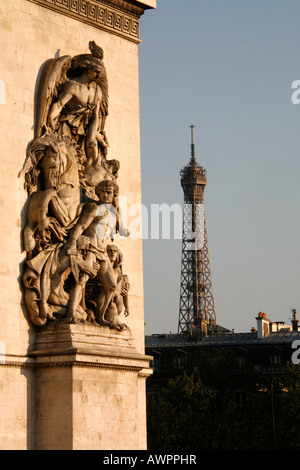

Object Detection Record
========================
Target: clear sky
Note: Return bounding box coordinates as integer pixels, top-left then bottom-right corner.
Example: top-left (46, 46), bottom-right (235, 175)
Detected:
top-left (137, 0), bottom-right (300, 335)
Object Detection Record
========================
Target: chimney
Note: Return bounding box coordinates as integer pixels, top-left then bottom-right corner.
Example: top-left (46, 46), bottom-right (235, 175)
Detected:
top-left (194, 316), bottom-right (208, 340)
top-left (292, 309), bottom-right (299, 332)
top-left (256, 312), bottom-right (270, 339)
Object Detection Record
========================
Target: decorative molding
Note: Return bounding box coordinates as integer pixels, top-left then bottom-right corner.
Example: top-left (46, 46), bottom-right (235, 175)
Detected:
top-left (0, 362), bottom-right (31, 368)
top-left (138, 368), bottom-right (153, 378)
top-left (72, 361), bottom-right (145, 372)
top-left (0, 359), bottom-right (151, 373)
top-left (89, 0), bottom-right (145, 16)
top-left (27, 0), bottom-right (144, 43)
top-left (30, 347), bottom-right (152, 361)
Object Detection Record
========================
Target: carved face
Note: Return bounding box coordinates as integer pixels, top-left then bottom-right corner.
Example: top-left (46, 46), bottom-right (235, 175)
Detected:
top-left (86, 66), bottom-right (101, 82)
top-left (107, 245), bottom-right (118, 262)
top-left (45, 145), bottom-right (59, 167)
top-left (97, 186), bottom-right (114, 204)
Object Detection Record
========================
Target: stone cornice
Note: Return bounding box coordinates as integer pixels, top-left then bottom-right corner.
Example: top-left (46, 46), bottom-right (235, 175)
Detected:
top-left (0, 359), bottom-right (152, 373)
top-left (27, 0), bottom-right (148, 43)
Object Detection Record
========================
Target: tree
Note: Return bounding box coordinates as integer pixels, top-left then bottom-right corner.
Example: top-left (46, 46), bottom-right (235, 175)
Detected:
top-left (147, 371), bottom-right (216, 450)
top-left (147, 355), bottom-right (300, 450)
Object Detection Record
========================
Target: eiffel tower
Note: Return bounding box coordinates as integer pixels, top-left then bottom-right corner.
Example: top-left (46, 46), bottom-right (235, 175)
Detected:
top-left (178, 126), bottom-right (217, 335)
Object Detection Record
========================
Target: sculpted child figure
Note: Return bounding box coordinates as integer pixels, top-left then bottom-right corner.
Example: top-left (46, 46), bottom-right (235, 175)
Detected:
top-left (97, 245), bottom-right (130, 330)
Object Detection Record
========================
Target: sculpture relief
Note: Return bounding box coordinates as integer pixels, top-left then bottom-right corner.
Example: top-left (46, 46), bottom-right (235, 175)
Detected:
top-left (19, 42), bottom-right (129, 331)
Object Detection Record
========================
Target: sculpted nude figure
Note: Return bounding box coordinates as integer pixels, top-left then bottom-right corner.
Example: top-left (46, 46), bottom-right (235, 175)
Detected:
top-left (97, 245), bottom-right (129, 330)
top-left (65, 180), bottom-right (120, 325)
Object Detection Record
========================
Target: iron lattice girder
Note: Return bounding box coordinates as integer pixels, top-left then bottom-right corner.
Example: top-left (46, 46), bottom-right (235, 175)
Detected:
top-left (178, 157), bottom-right (216, 334)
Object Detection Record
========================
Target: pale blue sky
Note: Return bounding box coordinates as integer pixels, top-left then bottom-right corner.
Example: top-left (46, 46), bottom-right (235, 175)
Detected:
top-left (138, 0), bottom-right (300, 335)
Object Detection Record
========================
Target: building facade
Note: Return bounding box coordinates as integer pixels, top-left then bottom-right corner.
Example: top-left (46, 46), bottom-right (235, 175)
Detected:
top-left (146, 312), bottom-right (300, 404)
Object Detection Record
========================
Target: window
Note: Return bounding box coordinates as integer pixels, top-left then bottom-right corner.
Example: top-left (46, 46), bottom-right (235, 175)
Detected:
top-left (173, 355), bottom-right (185, 370)
top-left (236, 356), bottom-right (246, 365)
top-left (270, 354), bottom-right (282, 367)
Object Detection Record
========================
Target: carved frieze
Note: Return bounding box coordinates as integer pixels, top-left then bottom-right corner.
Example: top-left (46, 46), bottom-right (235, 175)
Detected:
top-left (19, 42), bottom-right (130, 332)
top-left (27, 0), bottom-right (144, 42)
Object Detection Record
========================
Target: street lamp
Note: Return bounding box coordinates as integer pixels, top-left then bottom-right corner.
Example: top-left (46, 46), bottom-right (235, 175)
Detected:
top-left (256, 376), bottom-right (289, 449)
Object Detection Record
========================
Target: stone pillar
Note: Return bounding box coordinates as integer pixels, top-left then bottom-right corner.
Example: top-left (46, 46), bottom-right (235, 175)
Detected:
top-left (0, 0), bottom-right (155, 450)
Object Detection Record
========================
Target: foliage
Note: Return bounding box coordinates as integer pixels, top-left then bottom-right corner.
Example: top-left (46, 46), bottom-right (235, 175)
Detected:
top-left (147, 372), bottom-right (216, 450)
top-left (274, 363), bottom-right (300, 449)
top-left (147, 360), bottom-right (300, 450)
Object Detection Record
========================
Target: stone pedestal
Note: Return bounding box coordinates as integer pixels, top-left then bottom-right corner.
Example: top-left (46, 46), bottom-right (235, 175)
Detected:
top-left (29, 323), bottom-right (152, 450)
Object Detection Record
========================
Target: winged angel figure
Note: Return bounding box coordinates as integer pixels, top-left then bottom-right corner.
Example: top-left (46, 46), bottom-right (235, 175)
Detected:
top-left (18, 43), bottom-right (129, 330)
top-left (37, 41), bottom-right (109, 176)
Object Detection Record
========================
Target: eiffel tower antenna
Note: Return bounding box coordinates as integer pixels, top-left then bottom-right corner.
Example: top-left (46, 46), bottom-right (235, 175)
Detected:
top-left (190, 124), bottom-right (196, 161)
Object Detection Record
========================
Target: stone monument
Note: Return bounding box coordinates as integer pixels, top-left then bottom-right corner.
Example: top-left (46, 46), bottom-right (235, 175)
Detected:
top-left (0, 0), bottom-right (155, 450)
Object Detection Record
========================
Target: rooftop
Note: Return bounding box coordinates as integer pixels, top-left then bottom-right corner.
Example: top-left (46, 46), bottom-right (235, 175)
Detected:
top-left (145, 311), bottom-right (300, 348)
top-left (145, 330), bottom-right (300, 348)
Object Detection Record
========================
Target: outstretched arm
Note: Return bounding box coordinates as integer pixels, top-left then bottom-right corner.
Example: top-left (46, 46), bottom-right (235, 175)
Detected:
top-left (66, 203), bottom-right (98, 252)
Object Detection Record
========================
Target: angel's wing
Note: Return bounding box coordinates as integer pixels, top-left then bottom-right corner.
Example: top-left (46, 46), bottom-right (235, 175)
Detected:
top-left (34, 55), bottom-right (72, 139)
top-left (89, 41), bottom-right (109, 133)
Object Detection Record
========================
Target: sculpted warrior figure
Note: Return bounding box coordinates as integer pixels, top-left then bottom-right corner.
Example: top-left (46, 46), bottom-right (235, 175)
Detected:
top-left (19, 134), bottom-right (81, 257)
top-left (64, 179), bottom-right (123, 327)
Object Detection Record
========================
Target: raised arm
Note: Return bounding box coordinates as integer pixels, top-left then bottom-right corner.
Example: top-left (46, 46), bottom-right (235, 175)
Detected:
top-left (47, 82), bottom-right (75, 131)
